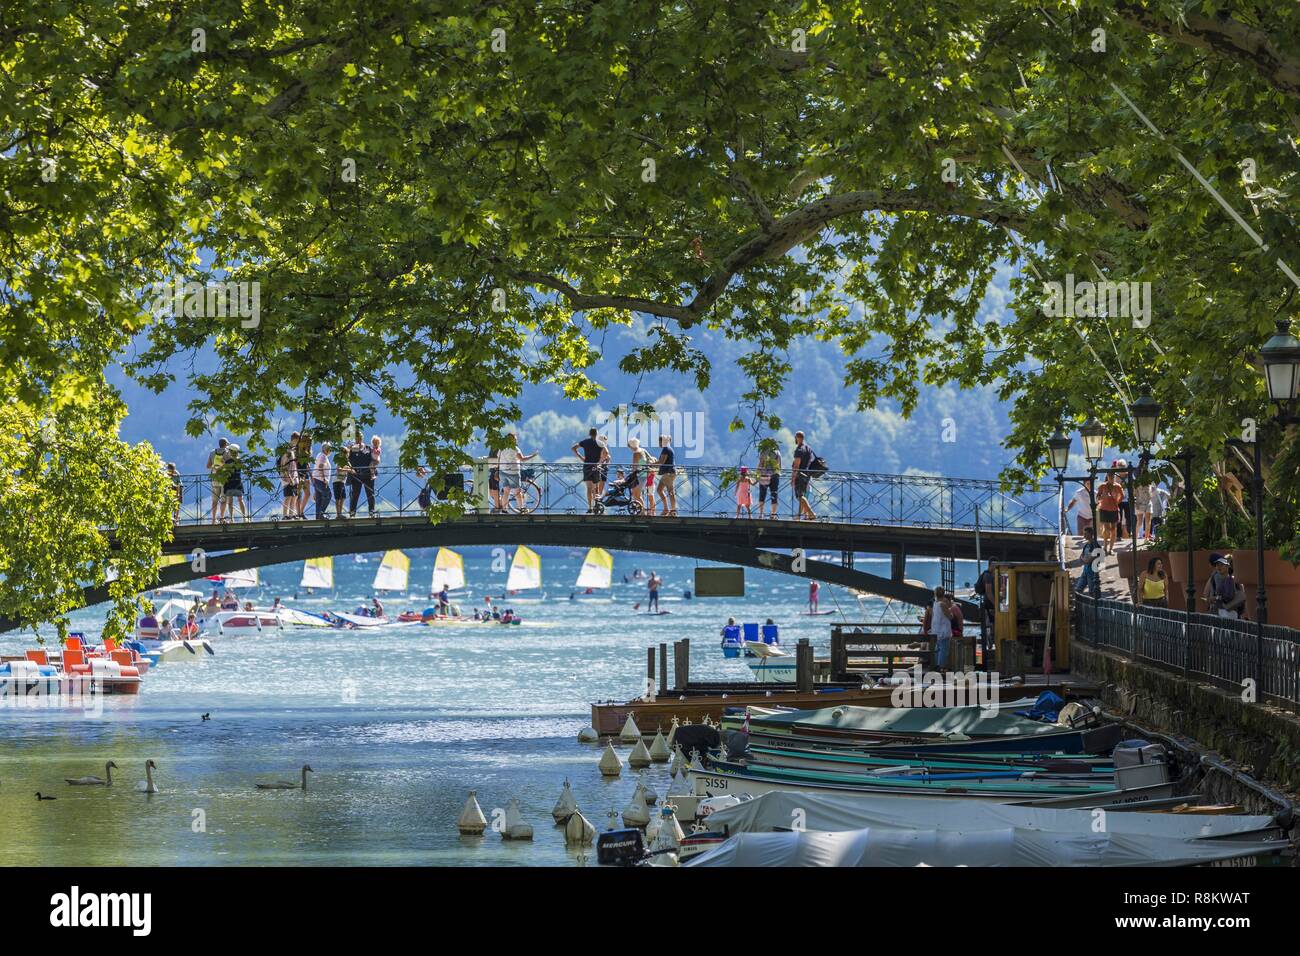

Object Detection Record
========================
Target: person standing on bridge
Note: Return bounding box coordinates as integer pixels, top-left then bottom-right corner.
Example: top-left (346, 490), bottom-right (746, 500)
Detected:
top-left (222, 444), bottom-right (248, 522)
top-left (295, 430), bottom-right (315, 519)
top-left (206, 437), bottom-right (229, 523)
top-left (757, 446), bottom-right (781, 519)
top-left (312, 441), bottom-right (333, 520)
top-left (278, 439), bottom-right (300, 520)
top-left (496, 433), bottom-right (537, 513)
top-left (627, 437), bottom-right (651, 513)
top-left (573, 427), bottom-right (606, 513)
top-left (347, 438), bottom-right (376, 518)
top-left (655, 435), bottom-right (677, 516)
top-left (790, 432), bottom-right (818, 521)
top-left (332, 441), bottom-right (351, 519)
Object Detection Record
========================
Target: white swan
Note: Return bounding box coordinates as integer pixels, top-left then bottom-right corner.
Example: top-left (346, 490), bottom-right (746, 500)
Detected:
top-left (256, 764), bottom-right (313, 790)
top-left (136, 760), bottom-right (159, 794)
top-left (66, 761), bottom-right (117, 786)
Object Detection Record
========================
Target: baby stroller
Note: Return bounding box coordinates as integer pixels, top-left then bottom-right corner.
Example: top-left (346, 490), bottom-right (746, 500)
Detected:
top-left (593, 472), bottom-right (644, 515)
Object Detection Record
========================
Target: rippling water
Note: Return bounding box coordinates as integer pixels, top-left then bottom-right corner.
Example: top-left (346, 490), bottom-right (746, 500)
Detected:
top-left (0, 549), bottom-right (970, 865)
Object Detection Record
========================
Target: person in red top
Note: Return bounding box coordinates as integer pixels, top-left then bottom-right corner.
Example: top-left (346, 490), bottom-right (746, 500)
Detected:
top-left (1096, 472), bottom-right (1125, 555)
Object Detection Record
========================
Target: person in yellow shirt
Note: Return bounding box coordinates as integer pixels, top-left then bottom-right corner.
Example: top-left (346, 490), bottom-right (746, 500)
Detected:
top-left (1137, 557), bottom-right (1167, 608)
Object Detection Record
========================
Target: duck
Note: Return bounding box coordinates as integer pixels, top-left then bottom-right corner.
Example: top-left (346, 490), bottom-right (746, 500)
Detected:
top-left (35, 792), bottom-right (56, 801)
top-left (255, 764), bottom-right (313, 790)
top-left (66, 761), bottom-right (117, 786)
top-left (136, 760), bottom-right (159, 794)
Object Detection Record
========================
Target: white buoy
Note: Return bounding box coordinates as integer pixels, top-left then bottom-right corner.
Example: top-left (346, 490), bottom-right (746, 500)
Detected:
top-left (628, 737), bottom-right (652, 768)
top-left (619, 714), bottom-right (641, 744)
top-left (622, 786), bottom-right (651, 828)
top-left (688, 754), bottom-right (706, 773)
top-left (649, 730), bottom-right (671, 762)
top-left (598, 741), bottom-right (622, 777)
top-left (577, 726), bottom-right (599, 743)
top-left (637, 775), bottom-right (658, 806)
top-left (564, 810), bottom-right (596, 846)
top-left (651, 805), bottom-right (686, 851)
top-left (670, 744), bottom-right (686, 778)
top-left (457, 791), bottom-right (488, 835)
top-left (552, 778), bottom-right (578, 823)
top-left (666, 717), bottom-right (679, 749)
top-left (502, 798), bottom-right (533, 840)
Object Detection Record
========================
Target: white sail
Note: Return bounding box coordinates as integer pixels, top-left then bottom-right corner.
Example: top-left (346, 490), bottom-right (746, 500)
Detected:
top-left (372, 550), bottom-right (410, 592)
top-left (431, 548), bottom-right (465, 592)
top-left (222, 567), bottom-right (259, 589)
top-left (301, 556), bottom-right (333, 590)
top-left (575, 547), bottom-right (613, 590)
top-left (505, 545), bottom-right (542, 592)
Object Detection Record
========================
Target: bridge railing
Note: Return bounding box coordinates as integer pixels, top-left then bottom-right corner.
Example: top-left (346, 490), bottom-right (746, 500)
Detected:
top-left (173, 462), bottom-right (1058, 533)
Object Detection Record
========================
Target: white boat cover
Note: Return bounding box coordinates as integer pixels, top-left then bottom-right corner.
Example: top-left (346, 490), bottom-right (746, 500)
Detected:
top-left (698, 790), bottom-right (1279, 842)
top-left (683, 825), bottom-right (1282, 868)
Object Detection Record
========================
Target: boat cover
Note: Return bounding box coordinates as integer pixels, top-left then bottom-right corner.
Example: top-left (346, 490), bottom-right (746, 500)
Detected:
top-left (759, 705), bottom-right (1067, 738)
top-left (683, 825), bottom-right (1282, 867)
top-left (699, 790), bottom-right (1278, 842)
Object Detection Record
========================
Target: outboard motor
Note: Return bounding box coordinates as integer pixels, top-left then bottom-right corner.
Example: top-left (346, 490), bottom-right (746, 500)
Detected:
top-left (724, 730), bottom-right (750, 761)
top-left (596, 828), bottom-right (645, 866)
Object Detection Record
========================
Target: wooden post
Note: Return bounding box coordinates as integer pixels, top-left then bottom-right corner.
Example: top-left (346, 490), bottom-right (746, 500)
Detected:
top-left (659, 643), bottom-right (668, 696)
top-left (681, 638), bottom-right (690, 688)
top-left (646, 647), bottom-right (655, 689)
top-left (796, 638), bottom-right (813, 692)
top-left (830, 627), bottom-right (846, 681)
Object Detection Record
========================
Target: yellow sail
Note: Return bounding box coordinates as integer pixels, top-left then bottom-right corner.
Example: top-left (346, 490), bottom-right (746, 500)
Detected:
top-left (575, 547), bottom-right (613, 590)
top-left (431, 548), bottom-right (465, 592)
top-left (301, 556), bottom-right (334, 589)
top-left (505, 545), bottom-right (542, 591)
top-left (373, 550), bottom-right (410, 592)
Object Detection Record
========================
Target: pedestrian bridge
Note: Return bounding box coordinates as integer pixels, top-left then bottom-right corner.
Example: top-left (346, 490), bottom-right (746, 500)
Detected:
top-left (1, 465), bottom-right (1058, 631)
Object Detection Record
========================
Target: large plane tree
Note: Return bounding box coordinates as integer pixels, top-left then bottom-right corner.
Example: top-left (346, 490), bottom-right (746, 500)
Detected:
top-left (2, 0), bottom-right (1298, 631)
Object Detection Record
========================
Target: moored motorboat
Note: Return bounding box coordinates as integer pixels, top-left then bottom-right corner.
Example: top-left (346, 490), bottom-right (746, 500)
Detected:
top-left (198, 609), bottom-right (285, 637)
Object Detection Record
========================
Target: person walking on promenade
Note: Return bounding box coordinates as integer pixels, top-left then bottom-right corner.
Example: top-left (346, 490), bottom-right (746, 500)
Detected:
top-left (758, 445), bottom-right (781, 518)
top-left (655, 434), bottom-right (677, 516)
top-left (1065, 480), bottom-right (1093, 536)
top-left (312, 441), bottom-right (333, 520)
top-left (1095, 471), bottom-right (1124, 555)
top-left (920, 585), bottom-right (955, 672)
top-left (573, 427), bottom-right (605, 513)
top-left (790, 431), bottom-right (818, 520)
top-left (1149, 482), bottom-right (1169, 539)
top-left (277, 440), bottom-right (299, 519)
top-left (1133, 479), bottom-right (1153, 543)
top-left (1201, 554), bottom-right (1247, 619)
top-left (207, 437), bottom-right (229, 523)
top-left (1137, 557), bottom-right (1167, 608)
top-left (1076, 527), bottom-right (1103, 597)
top-left (295, 430), bottom-right (314, 518)
top-left (734, 467), bottom-right (756, 517)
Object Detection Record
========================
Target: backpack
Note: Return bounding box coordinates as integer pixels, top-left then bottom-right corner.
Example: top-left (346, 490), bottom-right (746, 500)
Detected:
top-left (808, 452), bottom-right (828, 475)
top-left (1214, 572), bottom-right (1237, 606)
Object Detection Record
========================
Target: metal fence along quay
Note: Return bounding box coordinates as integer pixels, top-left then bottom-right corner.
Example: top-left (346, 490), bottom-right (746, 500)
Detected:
top-left (1074, 594), bottom-right (1300, 711)
top-left (173, 462), bottom-right (1060, 534)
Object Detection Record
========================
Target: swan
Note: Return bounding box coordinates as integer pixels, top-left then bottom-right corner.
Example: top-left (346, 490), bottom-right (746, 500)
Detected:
top-left (136, 760), bottom-right (159, 793)
top-left (66, 761), bottom-right (117, 786)
top-left (255, 764), bottom-right (312, 790)
top-left (35, 792), bottom-right (56, 801)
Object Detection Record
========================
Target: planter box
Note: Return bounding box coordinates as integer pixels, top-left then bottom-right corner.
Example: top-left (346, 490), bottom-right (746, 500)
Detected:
top-left (1166, 549), bottom-right (1300, 629)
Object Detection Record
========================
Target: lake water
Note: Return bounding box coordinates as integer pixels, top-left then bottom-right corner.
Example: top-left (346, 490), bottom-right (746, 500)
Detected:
top-left (0, 548), bottom-right (975, 866)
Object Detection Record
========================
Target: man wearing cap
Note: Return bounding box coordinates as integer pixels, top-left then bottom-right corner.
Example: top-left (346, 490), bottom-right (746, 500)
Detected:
top-left (312, 441), bottom-right (334, 520)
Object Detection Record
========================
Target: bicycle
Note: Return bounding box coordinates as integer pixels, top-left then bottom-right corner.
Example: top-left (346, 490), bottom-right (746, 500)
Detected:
top-left (474, 467), bottom-right (542, 515)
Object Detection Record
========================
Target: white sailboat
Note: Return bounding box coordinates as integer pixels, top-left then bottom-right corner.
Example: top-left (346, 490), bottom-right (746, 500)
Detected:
top-left (572, 547), bottom-right (614, 601)
top-left (430, 548), bottom-right (466, 594)
top-left (502, 545), bottom-right (545, 602)
top-left (372, 550), bottom-right (410, 593)
top-left (300, 556), bottom-right (334, 591)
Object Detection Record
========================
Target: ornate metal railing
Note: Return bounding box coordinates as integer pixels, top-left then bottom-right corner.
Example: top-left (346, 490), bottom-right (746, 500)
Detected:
top-left (1074, 594), bottom-right (1300, 711)
top-left (171, 462), bottom-right (1058, 533)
